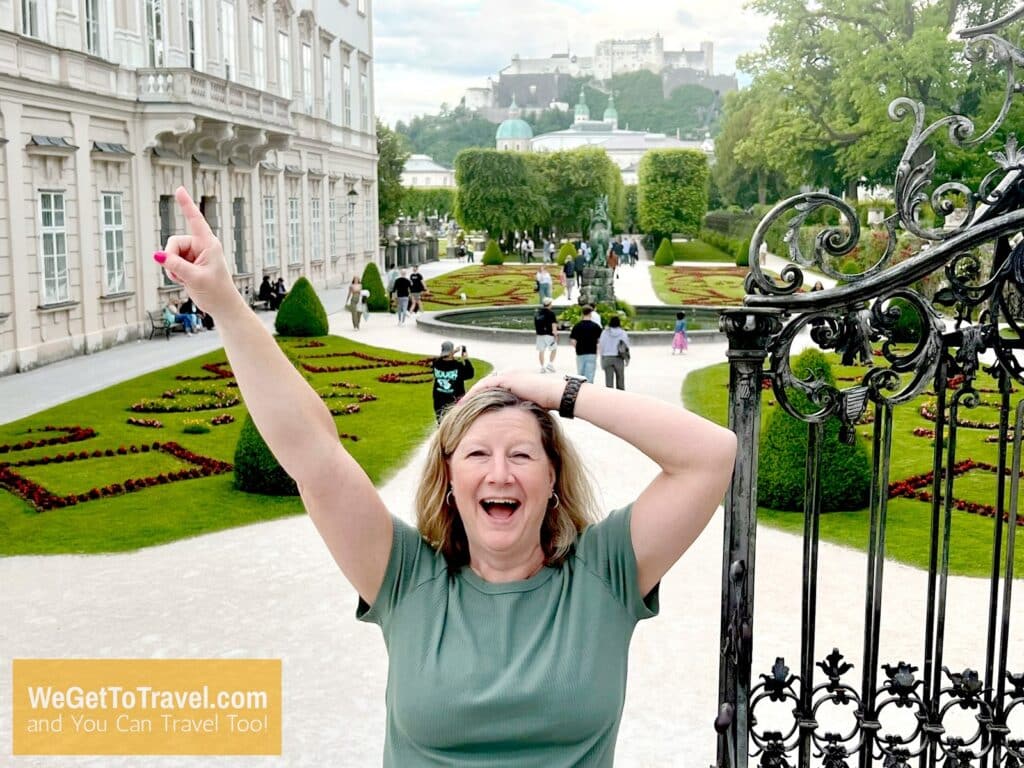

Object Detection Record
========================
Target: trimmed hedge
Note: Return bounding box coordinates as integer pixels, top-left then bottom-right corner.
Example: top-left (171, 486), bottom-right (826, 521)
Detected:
top-left (700, 228), bottom-right (751, 266)
top-left (637, 149), bottom-right (709, 241)
top-left (233, 413), bottom-right (299, 496)
top-left (557, 241), bottom-right (578, 265)
top-left (757, 348), bottom-right (871, 512)
top-left (275, 276), bottom-right (329, 336)
top-left (361, 262), bottom-right (389, 311)
top-left (482, 240), bottom-right (504, 266)
top-left (654, 238), bottom-right (676, 266)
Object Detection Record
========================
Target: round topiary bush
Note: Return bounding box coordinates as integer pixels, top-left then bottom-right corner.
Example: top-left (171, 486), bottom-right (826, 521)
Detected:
top-left (361, 262), bottom-right (388, 312)
top-left (482, 240), bottom-right (504, 266)
top-left (654, 238), bottom-right (676, 267)
top-left (757, 348), bottom-right (871, 512)
top-left (557, 242), bottom-right (578, 265)
top-left (275, 276), bottom-right (329, 336)
top-left (233, 413), bottom-right (299, 495)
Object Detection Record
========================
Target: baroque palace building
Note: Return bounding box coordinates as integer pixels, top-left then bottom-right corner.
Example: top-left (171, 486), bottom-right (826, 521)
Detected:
top-left (0, 0), bottom-right (378, 375)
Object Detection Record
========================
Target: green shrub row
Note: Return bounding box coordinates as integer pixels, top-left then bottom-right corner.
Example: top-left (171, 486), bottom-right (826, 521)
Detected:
top-left (699, 228), bottom-right (751, 266)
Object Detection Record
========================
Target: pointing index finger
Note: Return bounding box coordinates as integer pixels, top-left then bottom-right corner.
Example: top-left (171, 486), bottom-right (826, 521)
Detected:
top-left (174, 187), bottom-right (213, 238)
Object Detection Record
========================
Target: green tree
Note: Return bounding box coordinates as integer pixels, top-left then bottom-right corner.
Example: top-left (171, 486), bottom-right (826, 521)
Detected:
top-left (401, 188), bottom-right (456, 219)
top-left (376, 119), bottom-right (409, 231)
top-left (637, 150), bottom-right (709, 243)
top-left (714, 87), bottom-right (795, 206)
top-left (360, 262), bottom-right (388, 311)
top-left (736, 0), bottom-right (1016, 195)
top-left (530, 147), bottom-right (624, 236)
top-left (275, 276), bottom-right (329, 336)
top-left (394, 104), bottom-right (498, 167)
top-left (234, 414), bottom-right (299, 495)
top-left (454, 149), bottom-right (546, 238)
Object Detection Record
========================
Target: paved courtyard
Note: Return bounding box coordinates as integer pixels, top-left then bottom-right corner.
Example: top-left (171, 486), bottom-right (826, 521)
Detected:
top-left (0, 257), bottom-right (1016, 767)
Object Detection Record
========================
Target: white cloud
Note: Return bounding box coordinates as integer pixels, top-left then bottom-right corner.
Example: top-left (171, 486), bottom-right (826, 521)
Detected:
top-left (372, 0), bottom-right (774, 125)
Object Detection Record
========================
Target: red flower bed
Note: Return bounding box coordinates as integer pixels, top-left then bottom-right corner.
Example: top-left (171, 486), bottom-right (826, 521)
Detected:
top-left (0, 441), bottom-right (232, 513)
top-left (887, 459), bottom-right (1024, 526)
top-left (0, 425), bottom-right (96, 454)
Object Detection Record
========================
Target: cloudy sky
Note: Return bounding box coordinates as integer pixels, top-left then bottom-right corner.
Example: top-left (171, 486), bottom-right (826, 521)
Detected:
top-left (372, 0), bottom-right (775, 126)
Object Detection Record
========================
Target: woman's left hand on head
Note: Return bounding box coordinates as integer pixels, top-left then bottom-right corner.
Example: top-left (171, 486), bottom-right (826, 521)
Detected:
top-left (470, 370), bottom-right (563, 411)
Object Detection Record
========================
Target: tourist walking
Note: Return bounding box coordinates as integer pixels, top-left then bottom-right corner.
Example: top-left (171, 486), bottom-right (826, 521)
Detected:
top-left (346, 277), bottom-right (364, 330)
top-left (535, 265), bottom-right (553, 303)
top-left (409, 265), bottom-right (426, 315)
top-left (562, 256), bottom-right (576, 302)
top-left (672, 311), bottom-right (689, 354)
top-left (393, 269), bottom-right (411, 325)
top-left (430, 341), bottom-right (475, 422)
top-left (599, 316), bottom-right (630, 389)
top-left (386, 267), bottom-right (400, 313)
top-left (152, 186), bottom-right (737, 767)
top-left (534, 296), bottom-right (559, 373)
top-left (628, 237), bottom-right (639, 266)
top-left (570, 305), bottom-right (602, 383)
top-left (607, 248), bottom-right (619, 278)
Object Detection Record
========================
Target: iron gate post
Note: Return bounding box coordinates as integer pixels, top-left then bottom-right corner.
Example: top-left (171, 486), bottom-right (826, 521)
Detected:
top-left (717, 308), bottom-right (783, 768)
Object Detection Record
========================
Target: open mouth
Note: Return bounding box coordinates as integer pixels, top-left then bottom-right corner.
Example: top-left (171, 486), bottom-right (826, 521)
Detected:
top-left (480, 498), bottom-right (521, 520)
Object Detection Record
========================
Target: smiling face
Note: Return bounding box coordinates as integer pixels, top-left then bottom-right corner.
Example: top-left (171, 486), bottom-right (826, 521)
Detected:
top-left (447, 408), bottom-right (556, 572)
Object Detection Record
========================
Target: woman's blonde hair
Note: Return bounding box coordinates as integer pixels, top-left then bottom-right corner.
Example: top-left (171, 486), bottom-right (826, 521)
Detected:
top-left (416, 387), bottom-right (598, 571)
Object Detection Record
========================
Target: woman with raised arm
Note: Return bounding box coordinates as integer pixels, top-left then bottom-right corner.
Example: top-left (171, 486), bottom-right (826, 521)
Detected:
top-left (156, 187), bottom-right (737, 767)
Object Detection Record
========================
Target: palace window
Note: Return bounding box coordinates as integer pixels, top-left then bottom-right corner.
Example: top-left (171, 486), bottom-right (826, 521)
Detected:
top-left (263, 196), bottom-right (277, 266)
top-left (219, 0), bottom-right (236, 81)
top-left (84, 0), bottom-right (100, 54)
top-left (101, 193), bottom-right (126, 294)
top-left (288, 197), bottom-right (300, 263)
top-left (302, 44), bottom-right (312, 114)
top-left (322, 53), bottom-right (332, 121)
top-left (278, 32), bottom-right (290, 98)
top-left (311, 195), bottom-right (321, 261)
top-left (39, 192), bottom-right (69, 304)
top-left (145, 0), bottom-right (164, 66)
top-left (251, 18), bottom-right (265, 90)
top-left (343, 64), bottom-right (352, 127)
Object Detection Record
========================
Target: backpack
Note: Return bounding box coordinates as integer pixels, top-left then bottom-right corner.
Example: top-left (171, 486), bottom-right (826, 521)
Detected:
top-left (617, 338), bottom-right (630, 365)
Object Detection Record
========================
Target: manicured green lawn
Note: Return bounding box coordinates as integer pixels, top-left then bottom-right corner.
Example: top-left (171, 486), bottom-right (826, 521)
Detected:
top-left (672, 240), bottom-right (735, 262)
top-left (423, 264), bottom-right (563, 310)
top-left (683, 357), bottom-right (1024, 577)
top-left (651, 265), bottom-right (769, 306)
top-left (0, 337), bottom-right (490, 555)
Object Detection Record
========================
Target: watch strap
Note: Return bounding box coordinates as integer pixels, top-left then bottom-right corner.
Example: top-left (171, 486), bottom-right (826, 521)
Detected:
top-left (558, 376), bottom-right (585, 419)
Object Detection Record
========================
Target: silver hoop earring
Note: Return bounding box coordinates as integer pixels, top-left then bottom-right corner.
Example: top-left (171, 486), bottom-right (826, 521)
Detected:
top-left (446, 490), bottom-right (456, 509)
top-left (549, 492), bottom-right (560, 510)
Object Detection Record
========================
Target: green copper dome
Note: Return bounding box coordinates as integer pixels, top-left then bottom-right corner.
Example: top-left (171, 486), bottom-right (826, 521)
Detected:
top-left (496, 96), bottom-right (533, 141)
top-left (574, 89), bottom-right (590, 120)
top-left (603, 94), bottom-right (618, 125)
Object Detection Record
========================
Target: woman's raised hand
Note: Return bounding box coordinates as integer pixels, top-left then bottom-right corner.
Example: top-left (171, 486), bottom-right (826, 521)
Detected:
top-left (153, 187), bottom-right (242, 315)
top-left (470, 370), bottom-right (564, 411)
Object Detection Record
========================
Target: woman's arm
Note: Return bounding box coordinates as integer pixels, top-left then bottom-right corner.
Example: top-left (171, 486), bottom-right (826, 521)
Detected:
top-left (156, 188), bottom-right (392, 604)
top-left (472, 372), bottom-right (736, 595)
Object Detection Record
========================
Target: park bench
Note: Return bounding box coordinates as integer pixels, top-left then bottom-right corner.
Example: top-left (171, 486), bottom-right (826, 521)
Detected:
top-left (147, 309), bottom-right (185, 340)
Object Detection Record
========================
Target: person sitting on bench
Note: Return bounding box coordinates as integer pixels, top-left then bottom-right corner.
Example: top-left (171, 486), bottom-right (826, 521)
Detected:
top-left (257, 275), bottom-right (278, 310)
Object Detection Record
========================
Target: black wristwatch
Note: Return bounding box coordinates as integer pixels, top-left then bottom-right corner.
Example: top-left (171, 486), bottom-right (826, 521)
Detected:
top-left (559, 375), bottom-right (587, 419)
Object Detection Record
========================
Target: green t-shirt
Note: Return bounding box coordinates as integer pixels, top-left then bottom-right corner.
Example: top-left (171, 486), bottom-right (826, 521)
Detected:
top-left (357, 504), bottom-right (659, 767)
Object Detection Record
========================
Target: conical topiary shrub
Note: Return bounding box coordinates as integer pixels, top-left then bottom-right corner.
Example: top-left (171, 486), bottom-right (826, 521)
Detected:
top-left (757, 348), bottom-right (871, 512)
top-left (233, 413), bottom-right (299, 495)
top-left (361, 262), bottom-right (388, 311)
top-left (482, 240), bottom-right (504, 266)
top-left (274, 276), bottom-right (329, 336)
top-left (653, 237), bottom-right (675, 266)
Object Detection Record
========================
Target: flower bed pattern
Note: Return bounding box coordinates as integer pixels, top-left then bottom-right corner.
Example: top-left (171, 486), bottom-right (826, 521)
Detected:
top-left (0, 426), bottom-right (96, 454)
top-left (422, 265), bottom-right (555, 310)
top-left (888, 459), bottom-right (1024, 526)
top-left (0, 441), bottom-right (232, 513)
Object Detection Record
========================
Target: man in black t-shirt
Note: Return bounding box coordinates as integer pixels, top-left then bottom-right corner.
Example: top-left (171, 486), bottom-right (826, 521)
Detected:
top-left (569, 305), bottom-right (602, 383)
top-left (431, 340), bottom-right (475, 422)
top-left (534, 296), bottom-right (559, 373)
top-left (393, 269), bottom-right (412, 325)
top-left (409, 266), bottom-right (426, 314)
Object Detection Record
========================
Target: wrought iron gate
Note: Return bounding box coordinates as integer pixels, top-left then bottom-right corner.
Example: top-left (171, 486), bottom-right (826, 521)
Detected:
top-left (716, 8), bottom-right (1024, 767)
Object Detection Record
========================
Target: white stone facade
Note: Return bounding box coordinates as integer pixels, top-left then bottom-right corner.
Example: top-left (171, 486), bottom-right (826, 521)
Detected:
top-left (401, 154), bottom-right (454, 188)
top-left (0, 0), bottom-right (379, 375)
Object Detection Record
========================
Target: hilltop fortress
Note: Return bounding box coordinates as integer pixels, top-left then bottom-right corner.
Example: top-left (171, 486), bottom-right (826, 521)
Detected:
top-left (464, 34), bottom-right (738, 123)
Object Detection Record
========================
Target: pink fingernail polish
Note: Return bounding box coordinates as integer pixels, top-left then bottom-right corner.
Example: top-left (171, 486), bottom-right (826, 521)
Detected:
top-left (153, 251), bottom-right (166, 264)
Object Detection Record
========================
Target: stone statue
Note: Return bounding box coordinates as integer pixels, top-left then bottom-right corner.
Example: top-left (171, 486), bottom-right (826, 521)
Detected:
top-left (588, 195), bottom-right (611, 268)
